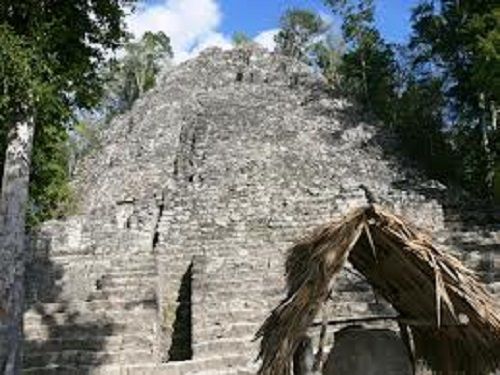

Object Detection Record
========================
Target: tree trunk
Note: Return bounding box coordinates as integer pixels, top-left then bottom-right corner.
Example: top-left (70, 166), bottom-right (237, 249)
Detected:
top-left (492, 101), bottom-right (500, 202)
top-left (360, 52), bottom-right (369, 106)
top-left (491, 101), bottom-right (498, 131)
top-left (0, 112), bottom-right (35, 375)
top-left (479, 93), bottom-right (489, 153)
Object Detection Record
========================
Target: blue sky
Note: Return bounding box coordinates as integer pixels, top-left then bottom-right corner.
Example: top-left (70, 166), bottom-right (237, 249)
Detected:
top-left (130, 0), bottom-right (420, 62)
top-left (217, 0), bottom-right (419, 43)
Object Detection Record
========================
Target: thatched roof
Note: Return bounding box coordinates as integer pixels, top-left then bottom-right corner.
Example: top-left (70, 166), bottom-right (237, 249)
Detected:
top-left (255, 205), bottom-right (500, 375)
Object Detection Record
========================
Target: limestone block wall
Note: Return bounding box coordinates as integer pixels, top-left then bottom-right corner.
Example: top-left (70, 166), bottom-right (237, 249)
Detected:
top-left (24, 200), bottom-right (163, 371)
top-left (22, 46), bottom-right (499, 374)
top-left (151, 66), bottom-right (449, 363)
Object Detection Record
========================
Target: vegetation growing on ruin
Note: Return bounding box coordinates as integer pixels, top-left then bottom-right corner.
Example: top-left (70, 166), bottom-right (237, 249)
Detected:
top-left (0, 0), bottom-right (136, 225)
top-left (0, 0), bottom-right (498, 226)
top-left (278, 1), bottom-right (499, 200)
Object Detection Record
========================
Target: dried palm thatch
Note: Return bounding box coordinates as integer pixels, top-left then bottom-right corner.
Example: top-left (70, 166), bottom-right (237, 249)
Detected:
top-left (255, 204), bottom-right (500, 375)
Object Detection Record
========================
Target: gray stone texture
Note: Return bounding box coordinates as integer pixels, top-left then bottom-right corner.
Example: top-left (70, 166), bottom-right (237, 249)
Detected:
top-left (322, 327), bottom-right (413, 375)
top-left (22, 46), bottom-right (499, 374)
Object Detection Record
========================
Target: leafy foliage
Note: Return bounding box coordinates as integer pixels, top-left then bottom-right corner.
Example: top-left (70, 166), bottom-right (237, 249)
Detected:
top-left (410, 0), bottom-right (499, 197)
top-left (232, 32), bottom-right (252, 46)
top-left (29, 123), bottom-right (77, 225)
top-left (309, 34), bottom-right (346, 85)
top-left (320, 0), bottom-right (499, 199)
top-left (0, 26), bottom-right (36, 180)
top-left (0, 0), bottom-right (135, 225)
top-left (325, 0), bottom-right (397, 119)
top-left (275, 9), bottom-right (329, 61)
top-left (394, 76), bottom-right (458, 180)
top-left (71, 31), bottom-right (173, 163)
top-left (103, 31), bottom-right (173, 115)
top-left (411, 1), bottom-right (499, 115)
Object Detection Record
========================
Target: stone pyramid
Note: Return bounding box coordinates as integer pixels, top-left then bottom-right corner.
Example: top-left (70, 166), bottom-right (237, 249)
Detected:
top-left (23, 46), bottom-right (499, 375)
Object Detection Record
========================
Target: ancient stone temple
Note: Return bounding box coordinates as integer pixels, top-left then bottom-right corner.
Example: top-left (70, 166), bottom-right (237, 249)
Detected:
top-left (23, 46), bottom-right (499, 374)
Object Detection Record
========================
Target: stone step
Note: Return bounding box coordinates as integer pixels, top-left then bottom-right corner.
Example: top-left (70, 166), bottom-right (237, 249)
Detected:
top-left (193, 337), bottom-right (257, 359)
top-left (23, 349), bottom-right (155, 369)
top-left (25, 319), bottom-right (156, 341)
top-left (24, 315), bottom-right (156, 333)
top-left (103, 266), bottom-right (157, 274)
top-left (23, 354), bottom-right (250, 375)
top-left (197, 272), bottom-right (285, 283)
top-left (194, 309), bottom-right (268, 326)
top-left (196, 287), bottom-right (282, 301)
top-left (194, 273), bottom-right (284, 286)
top-left (87, 288), bottom-right (156, 302)
top-left (195, 278), bottom-right (284, 289)
top-left (105, 258), bottom-right (157, 267)
top-left (195, 322), bottom-right (259, 342)
top-left (25, 307), bottom-right (156, 324)
top-left (25, 334), bottom-right (155, 353)
top-left (236, 368), bottom-right (257, 375)
top-left (103, 270), bottom-right (158, 280)
top-left (193, 287), bottom-right (283, 300)
top-left (44, 254), bottom-right (156, 267)
top-left (193, 256), bottom-right (281, 267)
top-left (103, 265), bottom-right (157, 272)
top-left (98, 281), bottom-right (158, 293)
top-left (26, 300), bottom-right (157, 315)
top-left (193, 298), bottom-right (275, 314)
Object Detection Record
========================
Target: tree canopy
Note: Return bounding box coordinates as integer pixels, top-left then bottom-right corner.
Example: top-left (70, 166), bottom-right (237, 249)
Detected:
top-left (232, 32), bottom-right (252, 46)
top-left (0, 0), bottom-right (136, 224)
top-left (316, 0), bottom-right (499, 200)
top-left (275, 8), bottom-right (329, 61)
top-left (410, 0), bottom-right (499, 197)
top-left (103, 31), bottom-right (173, 115)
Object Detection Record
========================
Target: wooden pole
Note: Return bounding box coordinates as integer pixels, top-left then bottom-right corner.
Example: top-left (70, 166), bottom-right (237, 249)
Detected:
top-left (310, 315), bottom-right (467, 328)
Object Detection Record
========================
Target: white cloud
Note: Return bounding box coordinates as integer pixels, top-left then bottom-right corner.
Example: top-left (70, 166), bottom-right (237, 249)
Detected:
top-left (254, 29), bottom-right (279, 51)
top-left (126, 0), bottom-right (230, 62)
top-left (318, 11), bottom-right (334, 27)
top-left (187, 32), bottom-right (233, 59)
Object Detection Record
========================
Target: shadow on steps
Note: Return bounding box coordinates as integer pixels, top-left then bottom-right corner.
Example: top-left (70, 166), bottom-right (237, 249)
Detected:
top-left (23, 236), bottom-right (115, 374)
top-left (168, 263), bottom-right (193, 361)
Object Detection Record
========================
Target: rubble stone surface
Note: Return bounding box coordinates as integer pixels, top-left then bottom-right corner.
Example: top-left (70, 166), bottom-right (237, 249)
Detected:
top-left (23, 46), bottom-right (499, 375)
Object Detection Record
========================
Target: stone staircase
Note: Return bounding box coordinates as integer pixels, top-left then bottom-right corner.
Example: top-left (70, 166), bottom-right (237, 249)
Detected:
top-left (22, 204), bottom-right (499, 375)
top-left (441, 205), bottom-right (500, 297)
top-left (190, 253), bottom-right (286, 374)
top-left (23, 237), bottom-right (160, 374)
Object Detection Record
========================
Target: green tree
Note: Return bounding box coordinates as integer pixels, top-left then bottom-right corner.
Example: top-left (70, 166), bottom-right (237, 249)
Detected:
top-left (0, 1), bottom-right (134, 372)
top-left (320, 1), bottom-right (456, 186)
top-left (275, 8), bottom-right (329, 61)
top-left (411, 1), bottom-right (499, 117)
top-left (232, 31), bottom-right (251, 46)
top-left (411, 0), bottom-right (499, 198)
top-left (309, 34), bottom-right (346, 85)
top-left (105, 31), bottom-right (173, 113)
top-left (395, 76), bottom-right (457, 180)
top-left (324, 0), bottom-right (397, 119)
top-left (0, 25), bottom-right (49, 375)
top-left (0, 0), bottom-right (136, 222)
top-left (71, 31), bottom-right (173, 162)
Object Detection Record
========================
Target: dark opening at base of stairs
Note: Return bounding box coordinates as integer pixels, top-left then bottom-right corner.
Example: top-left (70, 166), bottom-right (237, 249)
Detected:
top-left (168, 263), bottom-right (193, 361)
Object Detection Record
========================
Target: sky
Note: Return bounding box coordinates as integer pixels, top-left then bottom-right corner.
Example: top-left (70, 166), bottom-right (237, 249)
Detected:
top-left (127, 0), bottom-right (420, 62)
